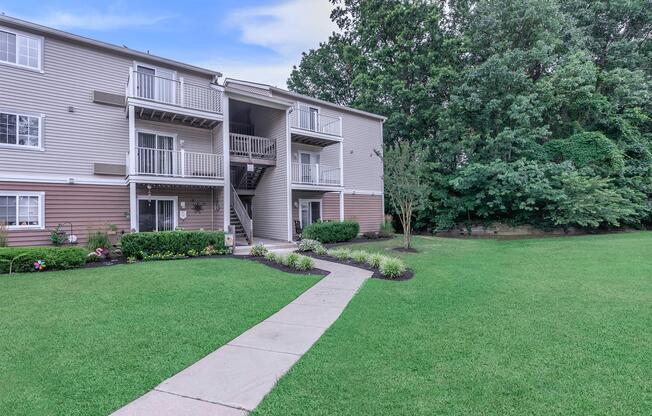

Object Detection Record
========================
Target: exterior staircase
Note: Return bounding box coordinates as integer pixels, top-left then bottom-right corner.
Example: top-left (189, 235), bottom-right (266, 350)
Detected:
top-left (230, 184), bottom-right (253, 246)
top-left (230, 209), bottom-right (250, 245)
top-left (233, 165), bottom-right (266, 191)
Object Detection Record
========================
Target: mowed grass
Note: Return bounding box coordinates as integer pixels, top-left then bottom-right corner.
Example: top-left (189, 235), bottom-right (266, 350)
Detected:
top-left (254, 232), bottom-right (652, 416)
top-left (0, 258), bottom-right (319, 416)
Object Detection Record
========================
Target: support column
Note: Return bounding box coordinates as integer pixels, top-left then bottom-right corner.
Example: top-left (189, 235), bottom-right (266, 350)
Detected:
top-left (128, 105), bottom-right (136, 175)
top-left (339, 191), bottom-right (344, 222)
top-left (222, 94), bottom-right (231, 231)
top-left (129, 182), bottom-right (137, 232)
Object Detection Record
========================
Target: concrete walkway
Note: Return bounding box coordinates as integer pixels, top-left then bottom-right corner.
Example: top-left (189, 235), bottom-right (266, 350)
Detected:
top-left (112, 258), bottom-right (371, 415)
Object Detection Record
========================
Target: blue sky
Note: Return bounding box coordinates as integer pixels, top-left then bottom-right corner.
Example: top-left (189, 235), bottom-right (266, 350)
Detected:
top-left (0, 0), bottom-right (337, 86)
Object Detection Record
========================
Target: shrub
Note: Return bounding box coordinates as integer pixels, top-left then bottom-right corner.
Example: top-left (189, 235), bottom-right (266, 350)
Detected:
top-left (295, 255), bottom-right (315, 271)
top-left (297, 238), bottom-right (323, 252)
top-left (363, 231), bottom-right (379, 239)
top-left (379, 221), bottom-right (395, 238)
top-left (367, 253), bottom-right (384, 269)
top-left (284, 253), bottom-right (301, 268)
top-left (0, 223), bottom-right (6, 247)
top-left (302, 221), bottom-right (360, 244)
top-left (314, 244), bottom-right (328, 256)
top-left (87, 229), bottom-right (110, 251)
top-left (327, 248), bottom-right (352, 260)
top-left (350, 250), bottom-right (369, 263)
top-left (120, 231), bottom-right (227, 259)
top-left (50, 225), bottom-right (68, 246)
top-left (250, 243), bottom-right (268, 257)
top-left (264, 251), bottom-right (278, 262)
top-left (0, 247), bottom-right (87, 274)
top-left (379, 257), bottom-right (407, 279)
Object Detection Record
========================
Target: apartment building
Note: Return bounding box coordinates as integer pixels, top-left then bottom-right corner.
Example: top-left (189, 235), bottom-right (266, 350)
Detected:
top-left (0, 15), bottom-right (385, 246)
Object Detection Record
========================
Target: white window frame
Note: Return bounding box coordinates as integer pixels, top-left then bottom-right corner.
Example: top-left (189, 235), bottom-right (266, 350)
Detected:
top-left (0, 25), bottom-right (43, 72)
top-left (0, 191), bottom-right (45, 230)
top-left (136, 195), bottom-right (178, 232)
top-left (0, 110), bottom-right (45, 151)
top-left (298, 198), bottom-right (322, 229)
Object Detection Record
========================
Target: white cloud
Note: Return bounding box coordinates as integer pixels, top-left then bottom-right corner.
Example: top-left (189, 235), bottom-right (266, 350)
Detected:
top-left (227, 0), bottom-right (337, 56)
top-left (216, 0), bottom-right (337, 87)
top-left (25, 9), bottom-right (172, 31)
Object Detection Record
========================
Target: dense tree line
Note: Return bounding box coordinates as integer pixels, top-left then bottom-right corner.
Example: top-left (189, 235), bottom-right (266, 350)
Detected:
top-left (288, 0), bottom-right (652, 230)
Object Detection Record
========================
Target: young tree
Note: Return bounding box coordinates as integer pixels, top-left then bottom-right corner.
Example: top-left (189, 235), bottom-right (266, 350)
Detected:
top-left (378, 141), bottom-right (429, 249)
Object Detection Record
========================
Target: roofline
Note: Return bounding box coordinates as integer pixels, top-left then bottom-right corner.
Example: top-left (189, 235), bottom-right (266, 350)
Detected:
top-left (225, 78), bottom-right (386, 122)
top-left (269, 87), bottom-right (387, 122)
top-left (0, 14), bottom-right (221, 77)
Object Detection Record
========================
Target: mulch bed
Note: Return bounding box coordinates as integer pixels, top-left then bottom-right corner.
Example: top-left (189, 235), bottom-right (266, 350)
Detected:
top-left (300, 252), bottom-right (414, 281)
top-left (45, 254), bottom-right (329, 277)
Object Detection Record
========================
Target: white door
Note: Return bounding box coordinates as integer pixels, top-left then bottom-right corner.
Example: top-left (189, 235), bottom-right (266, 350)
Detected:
top-left (136, 65), bottom-right (176, 104)
top-left (298, 104), bottom-right (319, 131)
top-left (137, 133), bottom-right (175, 175)
top-left (299, 152), bottom-right (320, 183)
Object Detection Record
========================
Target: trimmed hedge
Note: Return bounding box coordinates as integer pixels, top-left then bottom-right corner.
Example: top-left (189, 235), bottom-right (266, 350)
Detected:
top-left (302, 221), bottom-right (360, 244)
top-left (0, 247), bottom-right (87, 274)
top-left (120, 231), bottom-right (227, 259)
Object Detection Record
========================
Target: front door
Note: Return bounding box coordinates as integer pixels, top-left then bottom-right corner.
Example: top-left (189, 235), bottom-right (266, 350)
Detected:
top-left (300, 200), bottom-right (322, 228)
top-left (138, 199), bottom-right (175, 232)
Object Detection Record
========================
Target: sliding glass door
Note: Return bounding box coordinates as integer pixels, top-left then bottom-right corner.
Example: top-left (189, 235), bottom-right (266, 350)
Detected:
top-left (138, 199), bottom-right (175, 232)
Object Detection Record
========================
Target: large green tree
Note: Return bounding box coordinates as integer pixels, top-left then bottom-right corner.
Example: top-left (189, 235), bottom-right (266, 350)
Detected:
top-left (288, 0), bottom-right (652, 231)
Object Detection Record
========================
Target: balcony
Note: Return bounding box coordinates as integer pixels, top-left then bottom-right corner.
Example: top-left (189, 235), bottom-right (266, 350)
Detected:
top-left (133, 147), bottom-right (224, 179)
top-left (291, 163), bottom-right (341, 187)
top-left (290, 107), bottom-right (342, 144)
top-left (229, 133), bottom-right (276, 165)
top-left (126, 69), bottom-right (223, 125)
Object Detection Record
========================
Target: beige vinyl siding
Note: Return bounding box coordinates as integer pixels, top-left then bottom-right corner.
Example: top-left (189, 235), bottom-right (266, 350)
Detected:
top-left (273, 91), bottom-right (384, 192)
top-left (0, 33), bottom-right (215, 179)
top-left (290, 142), bottom-right (339, 166)
top-left (0, 182), bottom-right (130, 246)
top-left (136, 185), bottom-right (223, 231)
top-left (251, 107), bottom-right (289, 240)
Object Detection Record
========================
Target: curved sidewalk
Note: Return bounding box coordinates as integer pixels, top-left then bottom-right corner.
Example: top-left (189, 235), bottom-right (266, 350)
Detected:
top-left (112, 258), bottom-right (372, 415)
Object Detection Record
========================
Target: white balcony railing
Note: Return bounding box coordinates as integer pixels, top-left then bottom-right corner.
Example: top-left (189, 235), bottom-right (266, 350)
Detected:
top-left (134, 147), bottom-right (223, 179)
top-left (229, 133), bottom-right (276, 160)
top-left (291, 163), bottom-right (341, 186)
top-left (290, 107), bottom-right (342, 137)
top-left (127, 69), bottom-right (222, 114)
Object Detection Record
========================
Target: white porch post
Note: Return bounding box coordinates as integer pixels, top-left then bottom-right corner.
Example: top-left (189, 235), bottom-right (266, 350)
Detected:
top-left (339, 191), bottom-right (344, 222)
top-left (128, 104), bottom-right (136, 175)
top-left (222, 94), bottom-right (231, 231)
top-left (338, 141), bottom-right (344, 187)
top-left (129, 182), bottom-right (137, 231)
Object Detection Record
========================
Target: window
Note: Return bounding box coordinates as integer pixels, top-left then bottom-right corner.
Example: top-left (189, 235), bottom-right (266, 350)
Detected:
top-left (299, 199), bottom-right (322, 228)
top-left (0, 27), bottom-right (42, 70)
top-left (0, 112), bottom-right (42, 148)
top-left (0, 192), bottom-right (45, 229)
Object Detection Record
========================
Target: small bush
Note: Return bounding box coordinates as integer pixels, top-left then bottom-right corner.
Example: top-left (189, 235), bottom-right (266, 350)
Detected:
top-left (87, 229), bottom-right (110, 251)
top-left (350, 250), bottom-right (369, 263)
top-left (367, 253), bottom-right (384, 269)
top-left (250, 243), bottom-right (268, 257)
top-left (363, 231), bottom-right (379, 239)
top-left (327, 248), bottom-right (352, 260)
top-left (264, 251), bottom-right (278, 262)
top-left (297, 238), bottom-right (323, 252)
top-left (120, 231), bottom-right (227, 259)
top-left (0, 223), bottom-right (6, 247)
top-left (50, 225), bottom-right (68, 246)
top-left (314, 245), bottom-right (328, 256)
top-left (295, 255), bottom-right (315, 271)
top-left (302, 221), bottom-right (360, 244)
top-left (0, 247), bottom-right (87, 274)
top-left (379, 257), bottom-right (407, 279)
top-left (284, 253), bottom-right (301, 268)
top-left (379, 221), bottom-right (395, 238)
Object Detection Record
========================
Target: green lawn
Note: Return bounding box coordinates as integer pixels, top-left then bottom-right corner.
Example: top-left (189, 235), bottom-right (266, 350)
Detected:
top-left (0, 258), bottom-right (319, 416)
top-left (254, 232), bottom-right (652, 416)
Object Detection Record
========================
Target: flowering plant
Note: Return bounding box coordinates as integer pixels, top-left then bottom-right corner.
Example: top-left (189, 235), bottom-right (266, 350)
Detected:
top-left (33, 259), bottom-right (46, 271)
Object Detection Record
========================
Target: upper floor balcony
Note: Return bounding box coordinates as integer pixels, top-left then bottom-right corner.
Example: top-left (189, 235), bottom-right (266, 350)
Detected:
top-left (291, 163), bottom-right (341, 188)
top-left (127, 147), bottom-right (224, 184)
top-left (229, 133), bottom-right (276, 165)
top-left (126, 69), bottom-right (223, 125)
top-left (290, 107), bottom-right (342, 144)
